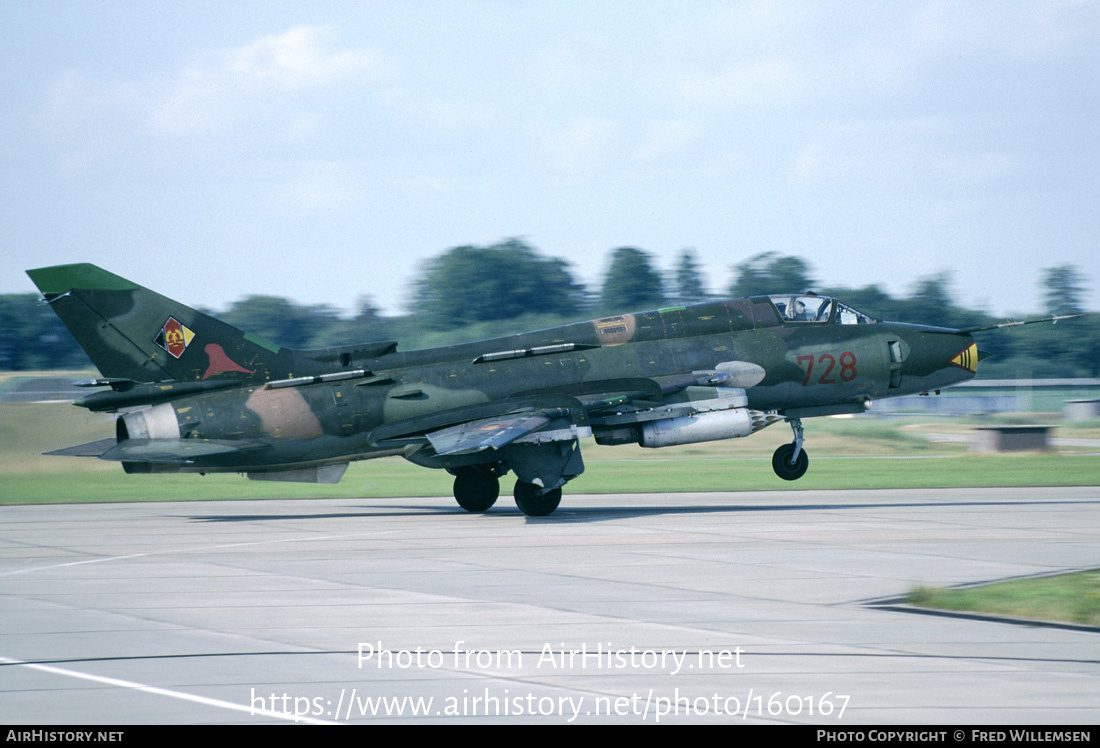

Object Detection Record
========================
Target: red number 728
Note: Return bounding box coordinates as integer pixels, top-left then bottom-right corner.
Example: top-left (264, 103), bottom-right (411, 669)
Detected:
top-left (796, 352), bottom-right (857, 386)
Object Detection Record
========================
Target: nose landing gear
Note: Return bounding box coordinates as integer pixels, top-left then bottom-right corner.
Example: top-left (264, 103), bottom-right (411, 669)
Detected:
top-left (772, 417), bottom-right (808, 481)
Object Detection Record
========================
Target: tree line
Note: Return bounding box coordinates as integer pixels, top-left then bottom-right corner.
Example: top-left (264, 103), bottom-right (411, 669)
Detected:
top-left (2, 239), bottom-right (1096, 378)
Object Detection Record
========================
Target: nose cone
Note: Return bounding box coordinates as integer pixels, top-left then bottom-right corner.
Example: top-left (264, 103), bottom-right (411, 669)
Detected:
top-left (900, 329), bottom-right (978, 392)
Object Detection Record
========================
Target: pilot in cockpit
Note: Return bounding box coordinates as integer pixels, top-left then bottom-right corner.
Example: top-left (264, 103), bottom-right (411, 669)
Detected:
top-left (788, 299), bottom-right (808, 321)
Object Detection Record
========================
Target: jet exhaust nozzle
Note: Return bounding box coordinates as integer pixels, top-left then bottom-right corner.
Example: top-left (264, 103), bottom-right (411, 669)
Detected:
top-left (116, 403), bottom-right (181, 442)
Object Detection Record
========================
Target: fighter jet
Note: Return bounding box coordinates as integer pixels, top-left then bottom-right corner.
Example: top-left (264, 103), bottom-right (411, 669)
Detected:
top-left (26, 263), bottom-right (1057, 516)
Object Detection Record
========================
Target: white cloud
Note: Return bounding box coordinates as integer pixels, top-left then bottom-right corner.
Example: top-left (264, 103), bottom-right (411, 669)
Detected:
top-left (269, 159), bottom-right (366, 214)
top-left (790, 119), bottom-right (1019, 190)
top-left (539, 118), bottom-right (619, 173)
top-left (908, 0), bottom-right (1100, 59)
top-left (675, 58), bottom-right (805, 109)
top-left (221, 26), bottom-right (383, 88)
top-left (791, 142), bottom-right (828, 189)
top-left (40, 69), bottom-right (144, 173)
top-left (150, 26), bottom-right (390, 138)
top-left (393, 174), bottom-right (459, 200)
top-left (634, 120), bottom-right (703, 161)
top-left (375, 86), bottom-right (494, 131)
top-left (41, 26), bottom-right (390, 147)
top-left (43, 69), bottom-right (141, 131)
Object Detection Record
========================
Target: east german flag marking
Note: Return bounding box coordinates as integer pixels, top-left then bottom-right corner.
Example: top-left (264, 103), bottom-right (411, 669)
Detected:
top-left (154, 317), bottom-right (195, 359)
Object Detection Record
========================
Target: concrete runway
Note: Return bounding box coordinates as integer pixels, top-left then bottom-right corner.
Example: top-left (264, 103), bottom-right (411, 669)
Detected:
top-left (1, 487), bottom-right (1098, 724)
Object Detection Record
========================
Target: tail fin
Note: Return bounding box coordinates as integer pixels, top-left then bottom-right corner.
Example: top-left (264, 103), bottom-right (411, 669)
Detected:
top-left (27, 263), bottom-right (292, 383)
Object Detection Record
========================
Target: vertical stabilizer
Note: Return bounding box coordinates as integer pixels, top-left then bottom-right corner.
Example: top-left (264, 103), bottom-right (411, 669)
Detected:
top-left (27, 263), bottom-right (291, 383)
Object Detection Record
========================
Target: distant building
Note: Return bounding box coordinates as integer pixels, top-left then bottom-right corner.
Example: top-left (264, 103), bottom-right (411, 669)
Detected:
top-left (874, 379), bottom-right (1100, 416)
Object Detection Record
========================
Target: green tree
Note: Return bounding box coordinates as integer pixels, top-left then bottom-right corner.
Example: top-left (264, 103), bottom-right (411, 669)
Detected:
top-left (302, 297), bottom-right (393, 349)
top-left (1042, 265), bottom-right (1087, 317)
top-left (818, 284), bottom-right (898, 320)
top-left (728, 252), bottom-right (814, 297)
top-left (412, 239), bottom-right (585, 331)
top-left (884, 273), bottom-right (988, 330)
top-left (905, 272), bottom-right (954, 320)
top-left (217, 296), bottom-right (333, 350)
top-left (671, 249), bottom-right (708, 305)
top-left (0, 294), bottom-right (91, 370)
top-left (1016, 267), bottom-right (1096, 376)
top-left (600, 247), bottom-right (665, 312)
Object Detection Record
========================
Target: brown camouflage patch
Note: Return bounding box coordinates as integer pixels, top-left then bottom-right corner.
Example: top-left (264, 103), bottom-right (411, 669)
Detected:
top-left (593, 314), bottom-right (636, 346)
top-left (245, 387), bottom-right (324, 440)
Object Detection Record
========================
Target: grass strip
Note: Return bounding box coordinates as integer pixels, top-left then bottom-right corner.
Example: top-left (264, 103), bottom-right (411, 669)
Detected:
top-left (909, 570), bottom-right (1100, 626)
top-left (2, 453), bottom-right (1099, 505)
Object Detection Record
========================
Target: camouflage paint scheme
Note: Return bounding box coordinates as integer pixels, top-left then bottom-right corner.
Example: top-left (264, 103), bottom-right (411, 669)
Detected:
top-left (27, 263), bottom-right (983, 516)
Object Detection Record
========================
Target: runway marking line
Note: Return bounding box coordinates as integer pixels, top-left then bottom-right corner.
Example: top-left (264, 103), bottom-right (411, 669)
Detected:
top-left (0, 654), bottom-right (336, 724)
top-left (0, 529), bottom-right (397, 578)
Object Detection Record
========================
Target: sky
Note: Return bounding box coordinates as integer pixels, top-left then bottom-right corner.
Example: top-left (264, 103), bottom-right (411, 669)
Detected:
top-left (2, 1), bottom-right (1099, 319)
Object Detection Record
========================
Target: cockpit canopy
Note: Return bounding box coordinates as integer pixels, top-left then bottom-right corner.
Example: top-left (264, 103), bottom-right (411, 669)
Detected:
top-left (769, 295), bottom-right (876, 325)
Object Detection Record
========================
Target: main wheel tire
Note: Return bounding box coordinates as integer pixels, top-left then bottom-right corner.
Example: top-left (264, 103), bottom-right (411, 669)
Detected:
top-left (513, 481), bottom-right (562, 517)
top-left (772, 443), bottom-right (809, 481)
top-left (453, 468), bottom-right (499, 512)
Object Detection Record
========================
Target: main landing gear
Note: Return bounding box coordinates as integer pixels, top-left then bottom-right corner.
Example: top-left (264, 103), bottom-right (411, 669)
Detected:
top-left (451, 467), bottom-right (563, 516)
top-left (452, 466), bottom-right (500, 512)
top-left (772, 417), bottom-right (809, 481)
top-left (513, 481), bottom-right (562, 517)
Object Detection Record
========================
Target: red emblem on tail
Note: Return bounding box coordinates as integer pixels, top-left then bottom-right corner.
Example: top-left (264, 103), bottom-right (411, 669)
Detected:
top-left (153, 317), bottom-right (194, 359)
top-left (202, 344), bottom-right (255, 380)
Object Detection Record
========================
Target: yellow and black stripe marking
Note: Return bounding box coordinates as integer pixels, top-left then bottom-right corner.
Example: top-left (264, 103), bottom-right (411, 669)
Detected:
top-left (949, 342), bottom-right (978, 373)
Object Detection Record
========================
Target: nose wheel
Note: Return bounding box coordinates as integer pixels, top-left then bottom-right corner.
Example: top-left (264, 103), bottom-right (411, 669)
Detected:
top-left (772, 418), bottom-right (809, 481)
